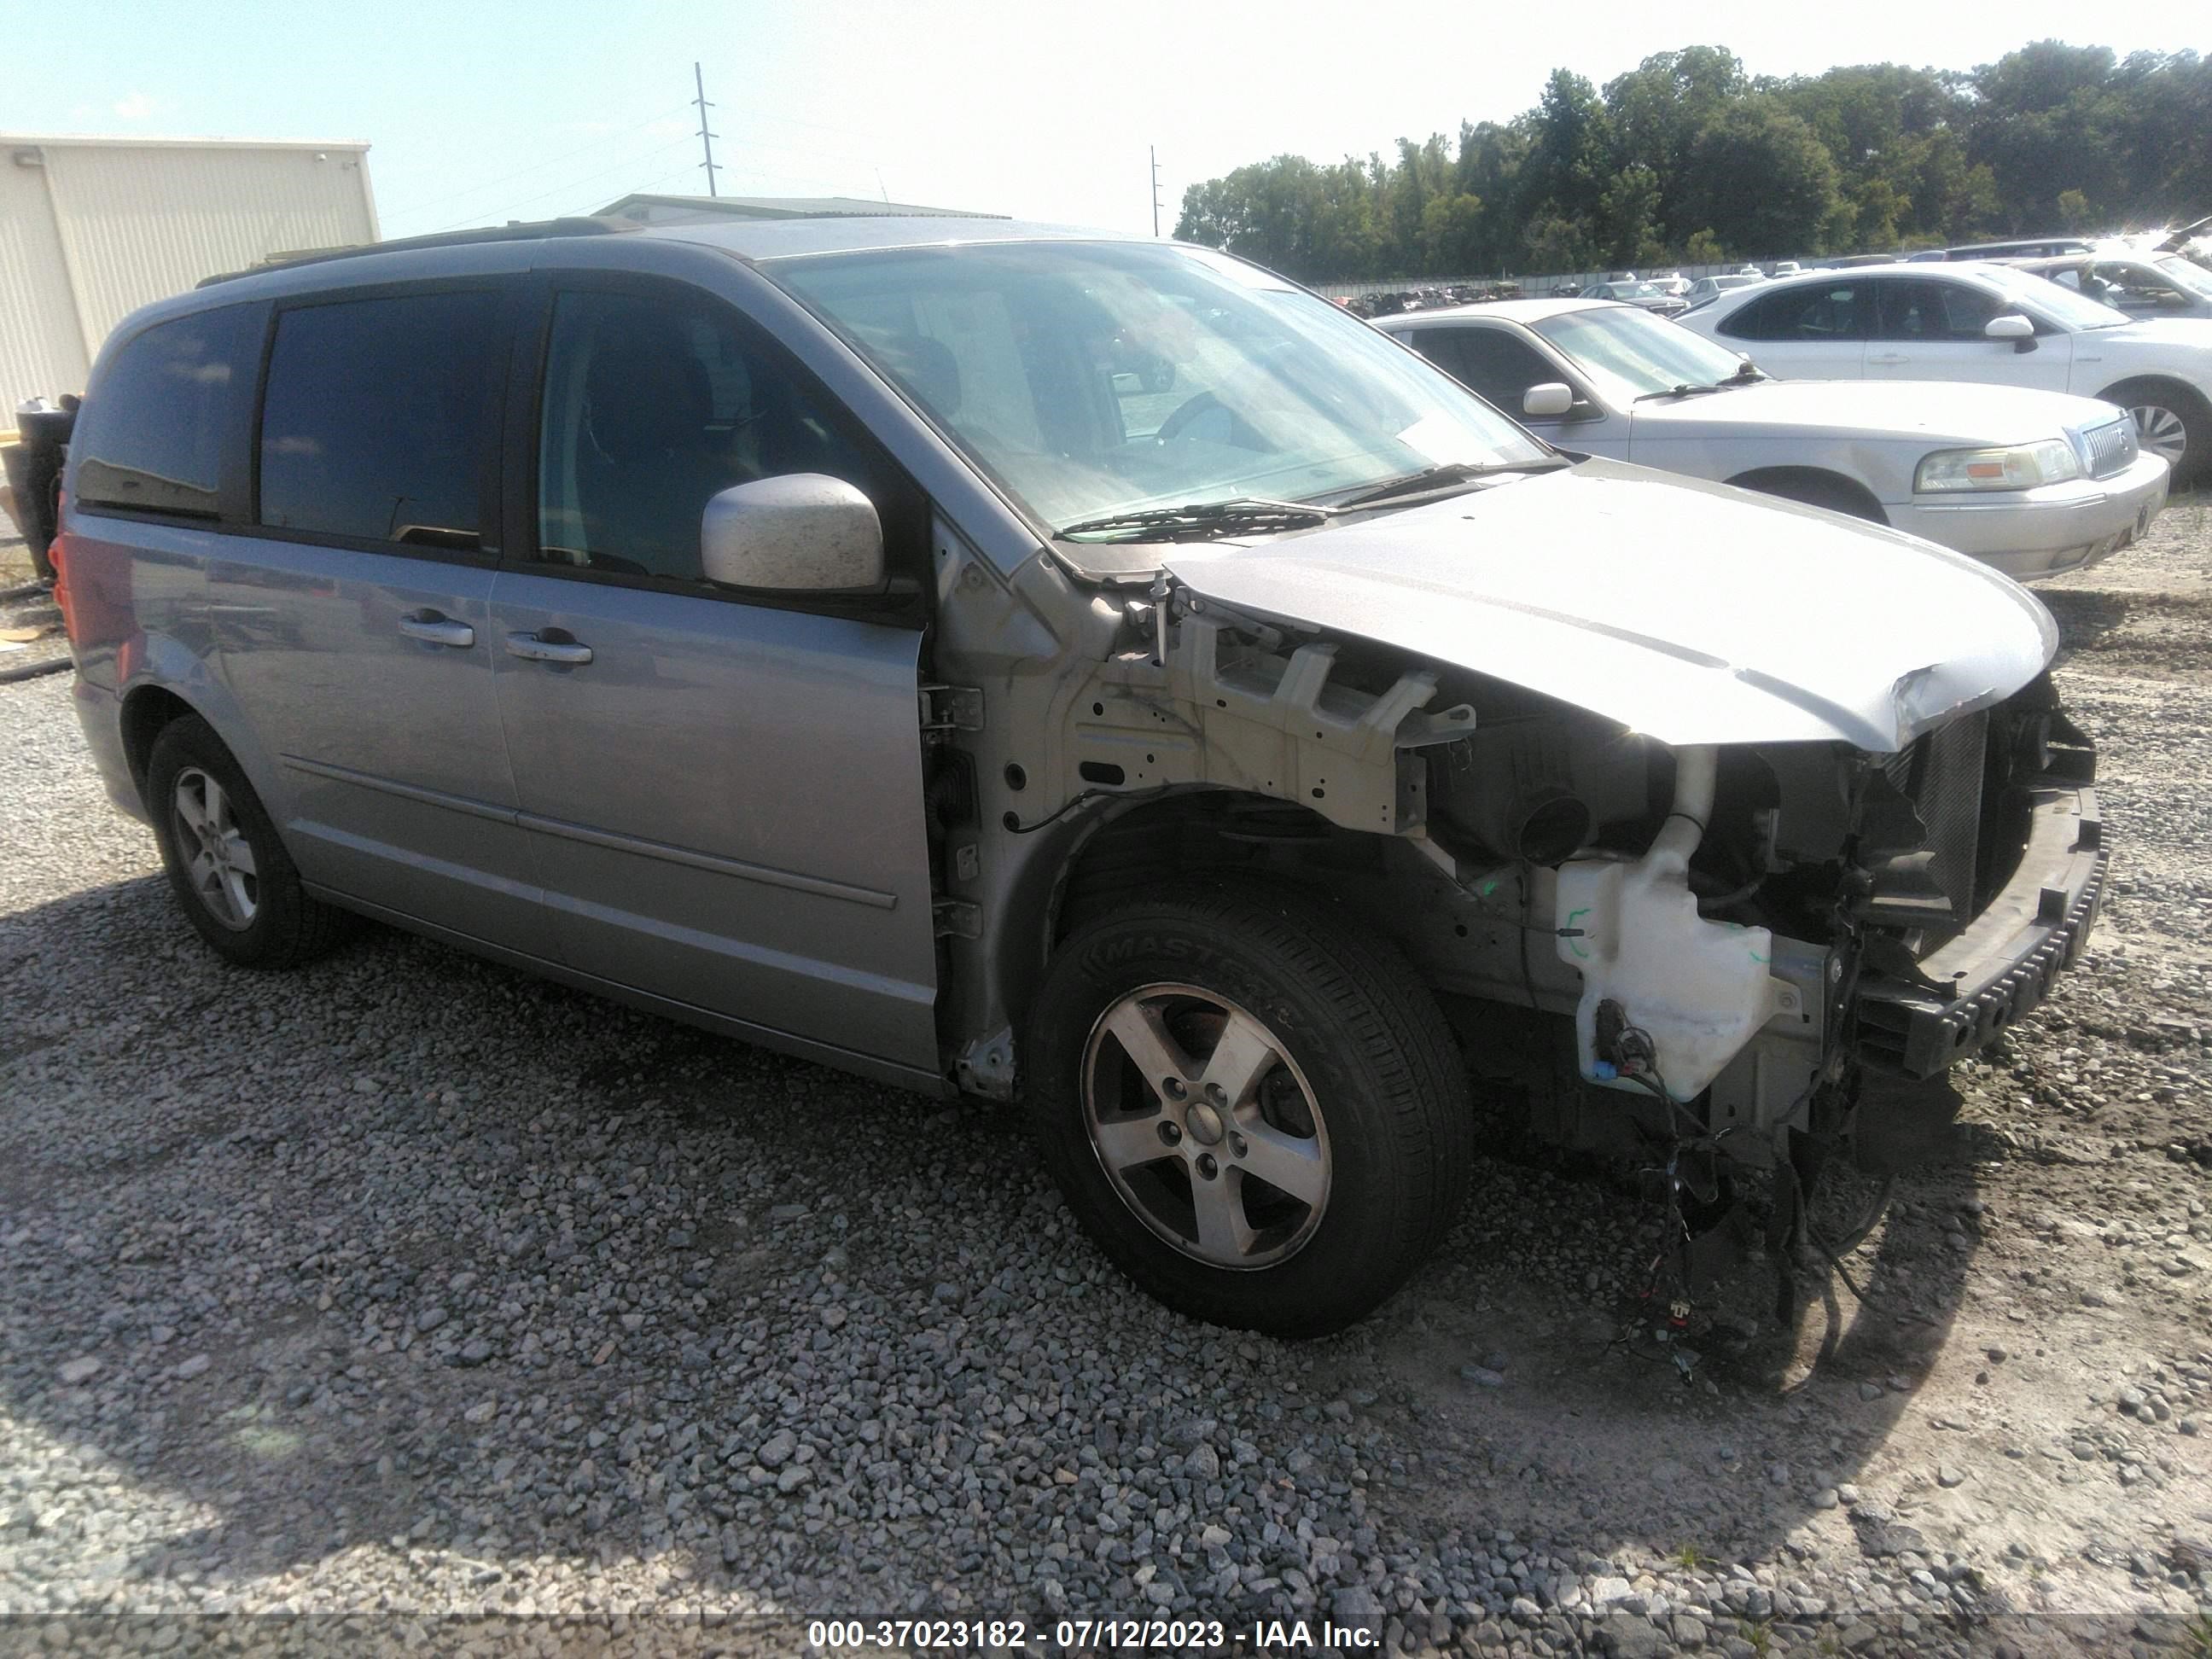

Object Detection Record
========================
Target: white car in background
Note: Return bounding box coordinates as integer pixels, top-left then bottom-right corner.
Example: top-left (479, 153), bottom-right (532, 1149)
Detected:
top-left (1379, 297), bottom-right (2169, 580)
top-left (1685, 271), bottom-right (1764, 309)
top-left (1678, 260), bottom-right (2212, 481)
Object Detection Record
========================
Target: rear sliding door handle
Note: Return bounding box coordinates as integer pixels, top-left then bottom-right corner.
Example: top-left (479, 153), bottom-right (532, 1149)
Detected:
top-left (1866, 352), bottom-right (1910, 366)
top-left (398, 612), bottom-right (475, 648)
top-left (504, 630), bottom-right (594, 666)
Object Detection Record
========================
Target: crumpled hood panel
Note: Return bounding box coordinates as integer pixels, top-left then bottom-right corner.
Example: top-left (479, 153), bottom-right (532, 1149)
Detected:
top-left (1163, 460), bottom-right (2057, 753)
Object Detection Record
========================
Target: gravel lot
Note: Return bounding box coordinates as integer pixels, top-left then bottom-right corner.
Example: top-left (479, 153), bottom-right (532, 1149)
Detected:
top-left (3, 499), bottom-right (2210, 1657)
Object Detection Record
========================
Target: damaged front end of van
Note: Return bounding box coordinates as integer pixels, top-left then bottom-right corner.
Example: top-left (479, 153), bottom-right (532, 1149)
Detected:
top-left (947, 462), bottom-right (2104, 1317)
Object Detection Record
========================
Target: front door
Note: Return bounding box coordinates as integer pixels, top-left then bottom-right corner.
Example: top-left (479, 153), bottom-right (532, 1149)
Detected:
top-left (1864, 277), bottom-right (2075, 391)
top-left (211, 284), bottom-right (555, 956)
top-left (489, 277), bottom-right (942, 1075)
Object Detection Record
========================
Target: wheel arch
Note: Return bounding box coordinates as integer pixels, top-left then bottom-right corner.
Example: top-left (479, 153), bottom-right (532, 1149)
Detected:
top-left (1047, 788), bottom-right (1356, 944)
top-left (119, 683), bottom-right (202, 800)
top-left (968, 786), bottom-right (1366, 1067)
top-left (1724, 466), bottom-right (1889, 524)
top-left (2093, 373), bottom-right (2210, 416)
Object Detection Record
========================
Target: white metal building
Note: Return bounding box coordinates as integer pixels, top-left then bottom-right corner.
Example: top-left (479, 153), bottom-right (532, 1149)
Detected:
top-left (0, 135), bottom-right (378, 416)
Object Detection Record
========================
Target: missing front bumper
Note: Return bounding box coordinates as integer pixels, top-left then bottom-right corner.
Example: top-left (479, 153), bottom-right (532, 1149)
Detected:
top-left (1853, 778), bottom-right (2107, 1077)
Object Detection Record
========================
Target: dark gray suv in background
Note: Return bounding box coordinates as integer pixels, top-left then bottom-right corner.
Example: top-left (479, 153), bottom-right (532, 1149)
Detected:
top-left (53, 214), bottom-right (2106, 1335)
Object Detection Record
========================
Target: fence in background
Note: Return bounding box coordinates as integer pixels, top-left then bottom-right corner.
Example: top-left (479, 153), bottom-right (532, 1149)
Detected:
top-left (1309, 259), bottom-right (1806, 300)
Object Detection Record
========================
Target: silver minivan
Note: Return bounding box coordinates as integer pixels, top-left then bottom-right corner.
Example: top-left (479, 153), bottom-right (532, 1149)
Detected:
top-left (55, 216), bottom-right (2108, 1335)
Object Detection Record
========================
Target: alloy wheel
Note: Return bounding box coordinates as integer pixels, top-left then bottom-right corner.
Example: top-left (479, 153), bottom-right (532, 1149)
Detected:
top-left (1080, 983), bottom-right (1330, 1270)
top-left (2129, 403), bottom-right (2189, 469)
top-left (171, 766), bottom-right (259, 930)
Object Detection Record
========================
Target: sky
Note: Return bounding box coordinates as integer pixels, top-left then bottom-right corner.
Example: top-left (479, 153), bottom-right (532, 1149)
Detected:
top-left (8, 0), bottom-right (2192, 242)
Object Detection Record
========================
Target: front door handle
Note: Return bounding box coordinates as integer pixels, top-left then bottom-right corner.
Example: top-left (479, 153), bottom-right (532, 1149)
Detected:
top-left (398, 611), bottom-right (474, 648)
top-left (504, 630), bottom-right (594, 666)
top-left (1866, 352), bottom-right (1910, 366)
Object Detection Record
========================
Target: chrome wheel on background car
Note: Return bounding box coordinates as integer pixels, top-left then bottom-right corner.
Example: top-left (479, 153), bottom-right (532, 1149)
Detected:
top-left (2128, 403), bottom-right (2189, 469)
top-left (1081, 984), bottom-right (1330, 1269)
top-left (170, 765), bottom-right (259, 929)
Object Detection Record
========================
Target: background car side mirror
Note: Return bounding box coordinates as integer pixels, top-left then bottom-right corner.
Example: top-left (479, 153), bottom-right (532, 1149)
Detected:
top-left (1522, 382), bottom-right (1576, 418)
top-left (1984, 313), bottom-right (2037, 352)
top-left (701, 474), bottom-right (884, 592)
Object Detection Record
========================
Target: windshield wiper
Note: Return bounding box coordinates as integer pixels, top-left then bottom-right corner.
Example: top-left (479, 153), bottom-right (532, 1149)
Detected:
top-left (1054, 497), bottom-right (1342, 543)
top-left (1634, 363), bottom-right (1767, 404)
top-left (1334, 457), bottom-right (1569, 509)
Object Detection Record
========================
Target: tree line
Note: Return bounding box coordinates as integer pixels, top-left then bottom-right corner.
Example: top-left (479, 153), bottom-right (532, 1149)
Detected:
top-left (1173, 43), bottom-right (2212, 282)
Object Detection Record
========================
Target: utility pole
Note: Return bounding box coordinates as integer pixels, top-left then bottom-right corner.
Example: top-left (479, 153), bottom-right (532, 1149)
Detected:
top-left (1150, 145), bottom-right (1162, 237)
top-left (693, 62), bottom-right (719, 198)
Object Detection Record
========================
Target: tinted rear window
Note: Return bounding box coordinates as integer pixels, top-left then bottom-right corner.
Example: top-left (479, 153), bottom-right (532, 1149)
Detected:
top-left (1718, 282), bottom-right (1867, 343)
top-left (258, 290), bottom-right (504, 550)
top-left (73, 305), bottom-right (261, 518)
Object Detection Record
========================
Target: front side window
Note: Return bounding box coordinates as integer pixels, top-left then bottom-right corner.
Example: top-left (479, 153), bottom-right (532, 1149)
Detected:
top-left (73, 304), bottom-right (261, 518)
top-left (1531, 306), bottom-right (1749, 402)
top-left (1970, 264), bottom-right (2126, 330)
top-left (533, 288), bottom-right (888, 582)
top-left (2091, 259), bottom-right (2203, 309)
top-left (258, 290), bottom-right (503, 550)
top-left (771, 240), bottom-right (1546, 537)
top-left (1873, 279), bottom-right (2006, 341)
top-left (1441, 327), bottom-right (1565, 410)
top-left (2153, 256), bottom-right (2212, 299)
top-left (1719, 283), bottom-right (1867, 343)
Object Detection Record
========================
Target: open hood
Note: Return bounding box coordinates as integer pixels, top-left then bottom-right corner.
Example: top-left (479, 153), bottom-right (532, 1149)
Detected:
top-left (1162, 460), bottom-right (2056, 753)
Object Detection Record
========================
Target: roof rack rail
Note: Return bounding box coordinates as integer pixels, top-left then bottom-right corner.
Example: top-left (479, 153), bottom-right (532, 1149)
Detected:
top-left (196, 216), bottom-right (629, 288)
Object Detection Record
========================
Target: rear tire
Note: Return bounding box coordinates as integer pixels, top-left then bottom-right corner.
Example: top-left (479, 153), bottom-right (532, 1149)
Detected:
top-left (1025, 876), bottom-right (1470, 1336)
top-left (146, 716), bottom-right (348, 969)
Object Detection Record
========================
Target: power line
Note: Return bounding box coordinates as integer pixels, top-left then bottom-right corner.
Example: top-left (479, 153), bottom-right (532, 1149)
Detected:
top-left (397, 103), bottom-right (692, 224)
top-left (693, 61), bottom-right (720, 199)
top-left (417, 132), bottom-right (700, 235)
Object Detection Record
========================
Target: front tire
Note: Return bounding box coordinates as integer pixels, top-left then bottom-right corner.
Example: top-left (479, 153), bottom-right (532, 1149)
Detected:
top-left (1025, 878), bottom-right (1470, 1336)
top-left (146, 716), bottom-right (348, 969)
top-left (2102, 378), bottom-right (2208, 485)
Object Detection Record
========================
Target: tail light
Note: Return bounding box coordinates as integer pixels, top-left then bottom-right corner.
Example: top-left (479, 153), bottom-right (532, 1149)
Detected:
top-left (48, 498), bottom-right (75, 643)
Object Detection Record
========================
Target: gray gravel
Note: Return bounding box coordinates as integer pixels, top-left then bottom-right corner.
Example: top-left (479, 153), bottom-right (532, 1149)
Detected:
top-left (4, 497), bottom-right (2212, 1656)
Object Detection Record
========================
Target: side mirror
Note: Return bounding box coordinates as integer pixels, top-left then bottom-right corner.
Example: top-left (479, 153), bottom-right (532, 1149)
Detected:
top-left (1522, 382), bottom-right (1576, 418)
top-left (1983, 313), bottom-right (2034, 341)
top-left (701, 474), bottom-right (884, 592)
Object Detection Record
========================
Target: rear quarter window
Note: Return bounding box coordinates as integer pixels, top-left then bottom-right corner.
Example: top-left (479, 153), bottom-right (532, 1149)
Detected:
top-left (1718, 283), bottom-right (1866, 343)
top-left (71, 304), bottom-right (263, 518)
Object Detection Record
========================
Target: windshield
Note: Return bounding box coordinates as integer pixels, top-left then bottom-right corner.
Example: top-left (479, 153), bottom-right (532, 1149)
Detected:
top-left (769, 241), bottom-right (1547, 535)
top-left (1975, 263), bottom-right (2128, 329)
top-left (1530, 306), bottom-right (1755, 402)
top-left (2154, 255), bottom-right (2212, 298)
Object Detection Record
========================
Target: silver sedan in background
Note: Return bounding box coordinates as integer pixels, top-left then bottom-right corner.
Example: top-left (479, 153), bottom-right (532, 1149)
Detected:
top-left (1578, 278), bottom-right (1690, 318)
top-left (1379, 296), bottom-right (2168, 580)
